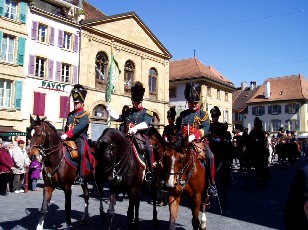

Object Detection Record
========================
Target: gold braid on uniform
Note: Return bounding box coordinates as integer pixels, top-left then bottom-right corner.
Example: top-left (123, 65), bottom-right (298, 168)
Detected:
top-left (194, 111), bottom-right (209, 125)
top-left (74, 111), bottom-right (91, 124)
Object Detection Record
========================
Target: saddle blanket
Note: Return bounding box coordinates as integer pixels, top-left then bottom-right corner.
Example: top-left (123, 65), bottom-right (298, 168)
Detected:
top-left (126, 138), bottom-right (146, 169)
top-left (64, 150), bottom-right (93, 173)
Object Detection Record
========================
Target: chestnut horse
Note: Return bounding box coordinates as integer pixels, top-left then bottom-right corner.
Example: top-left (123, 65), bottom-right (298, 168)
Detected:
top-left (164, 137), bottom-right (208, 230)
top-left (28, 116), bottom-right (97, 230)
top-left (95, 128), bottom-right (158, 230)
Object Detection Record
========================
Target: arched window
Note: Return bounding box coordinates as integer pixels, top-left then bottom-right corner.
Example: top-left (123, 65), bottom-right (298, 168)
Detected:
top-left (149, 68), bottom-right (157, 99)
top-left (92, 104), bottom-right (107, 120)
top-left (95, 52), bottom-right (108, 90)
top-left (124, 60), bottom-right (134, 92)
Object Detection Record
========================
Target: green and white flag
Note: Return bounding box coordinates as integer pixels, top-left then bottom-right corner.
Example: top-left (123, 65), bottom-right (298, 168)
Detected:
top-left (105, 51), bottom-right (121, 103)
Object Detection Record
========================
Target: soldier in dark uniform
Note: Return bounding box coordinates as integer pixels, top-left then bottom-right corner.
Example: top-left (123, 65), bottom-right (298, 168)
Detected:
top-left (61, 84), bottom-right (90, 185)
top-left (107, 81), bottom-right (154, 181)
top-left (175, 81), bottom-right (216, 195)
top-left (162, 107), bottom-right (177, 143)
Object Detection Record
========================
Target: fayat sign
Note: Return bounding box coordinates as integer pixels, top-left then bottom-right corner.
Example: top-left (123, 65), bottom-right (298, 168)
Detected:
top-left (40, 80), bottom-right (72, 93)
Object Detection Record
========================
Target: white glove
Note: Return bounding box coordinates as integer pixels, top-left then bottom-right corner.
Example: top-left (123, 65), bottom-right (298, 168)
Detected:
top-left (129, 126), bottom-right (137, 135)
top-left (61, 134), bottom-right (68, 140)
top-left (188, 134), bottom-right (195, 143)
top-left (106, 105), bottom-right (119, 120)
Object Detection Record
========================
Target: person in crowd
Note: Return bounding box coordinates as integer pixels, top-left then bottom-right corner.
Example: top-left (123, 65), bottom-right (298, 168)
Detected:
top-left (107, 81), bottom-right (154, 181)
top-left (29, 155), bottom-right (42, 191)
top-left (162, 107), bottom-right (177, 143)
top-left (11, 142), bottom-right (28, 193)
top-left (284, 163), bottom-right (308, 229)
top-left (175, 81), bottom-right (216, 195)
top-left (17, 140), bottom-right (30, 190)
top-left (61, 84), bottom-right (90, 185)
top-left (0, 141), bottom-right (14, 196)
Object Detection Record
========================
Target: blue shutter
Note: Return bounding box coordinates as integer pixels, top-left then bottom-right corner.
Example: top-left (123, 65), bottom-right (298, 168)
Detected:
top-left (19, 2), bottom-right (27, 23)
top-left (17, 37), bottom-right (26, 66)
top-left (252, 106), bottom-right (256, 115)
top-left (285, 104), bottom-right (289, 114)
top-left (14, 80), bottom-right (22, 110)
top-left (296, 104), bottom-right (300, 112)
top-left (0, 31), bottom-right (2, 54)
top-left (278, 105), bottom-right (281, 114)
top-left (0, 0), bottom-right (3, 16)
top-left (268, 106), bottom-right (272, 115)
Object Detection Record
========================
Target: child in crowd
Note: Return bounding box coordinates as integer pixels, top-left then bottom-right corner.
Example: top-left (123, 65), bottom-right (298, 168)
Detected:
top-left (29, 155), bottom-right (42, 191)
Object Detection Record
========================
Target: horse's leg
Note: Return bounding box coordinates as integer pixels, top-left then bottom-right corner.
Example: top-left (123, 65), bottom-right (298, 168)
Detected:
top-left (64, 185), bottom-right (72, 230)
top-left (127, 187), bottom-right (138, 229)
top-left (200, 200), bottom-right (207, 230)
top-left (36, 185), bottom-right (54, 230)
top-left (107, 193), bottom-right (116, 230)
top-left (168, 194), bottom-right (181, 230)
top-left (189, 193), bottom-right (201, 230)
top-left (134, 188), bottom-right (140, 229)
top-left (95, 174), bottom-right (106, 219)
top-left (152, 171), bottom-right (158, 226)
top-left (80, 181), bottom-right (89, 225)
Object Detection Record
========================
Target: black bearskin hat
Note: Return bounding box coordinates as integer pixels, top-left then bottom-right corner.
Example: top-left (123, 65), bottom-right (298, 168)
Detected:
top-left (210, 106), bottom-right (221, 117)
top-left (71, 84), bottom-right (87, 102)
top-left (167, 107), bottom-right (176, 120)
top-left (131, 81), bottom-right (145, 102)
top-left (279, 127), bottom-right (285, 133)
top-left (184, 81), bottom-right (200, 102)
top-left (254, 117), bottom-right (263, 129)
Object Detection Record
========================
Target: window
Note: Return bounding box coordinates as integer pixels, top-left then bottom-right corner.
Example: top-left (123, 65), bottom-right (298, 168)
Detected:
top-left (124, 61), bottom-right (134, 91)
top-left (59, 96), bottom-right (70, 118)
top-left (4, 0), bottom-right (17, 20)
top-left (256, 106), bottom-right (263, 115)
top-left (207, 87), bottom-right (211, 97)
top-left (61, 63), bottom-right (70, 82)
top-left (169, 87), bottom-right (176, 98)
top-left (33, 92), bottom-right (45, 116)
top-left (224, 110), bottom-right (229, 123)
top-left (0, 79), bottom-right (12, 108)
top-left (272, 105), bottom-right (278, 114)
top-left (38, 24), bottom-right (48, 43)
top-left (234, 112), bottom-right (243, 122)
top-left (35, 57), bottom-right (46, 78)
top-left (149, 68), bottom-right (157, 95)
top-left (63, 32), bottom-right (71, 50)
top-left (289, 104), bottom-right (296, 113)
top-left (271, 120), bottom-right (281, 132)
top-left (252, 106), bottom-right (265, 116)
top-left (1, 34), bottom-right (15, 63)
top-left (95, 52), bottom-right (108, 81)
top-left (225, 92), bottom-right (228, 101)
top-left (290, 120), bottom-right (297, 131)
top-left (92, 104), bottom-right (107, 119)
top-left (217, 89), bottom-right (221, 99)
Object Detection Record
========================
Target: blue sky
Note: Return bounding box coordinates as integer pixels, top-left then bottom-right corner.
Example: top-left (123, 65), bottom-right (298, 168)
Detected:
top-left (87, 0), bottom-right (308, 87)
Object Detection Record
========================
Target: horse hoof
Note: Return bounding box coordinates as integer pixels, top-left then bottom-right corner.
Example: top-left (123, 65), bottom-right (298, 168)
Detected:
top-left (80, 218), bottom-right (88, 225)
top-left (152, 218), bottom-right (159, 226)
top-left (100, 211), bottom-right (106, 219)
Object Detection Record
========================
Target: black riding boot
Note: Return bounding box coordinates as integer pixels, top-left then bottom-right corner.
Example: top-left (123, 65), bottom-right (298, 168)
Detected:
top-left (206, 169), bottom-right (217, 197)
top-left (145, 150), bottom-right (153, 182)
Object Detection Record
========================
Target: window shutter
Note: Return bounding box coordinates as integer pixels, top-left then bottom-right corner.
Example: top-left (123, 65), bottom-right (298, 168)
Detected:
top-left (0, 0), bottom-right (3, 16)
top-left (17, 37), bottom-right (26, 66)
top-left (296, 104), bottom-right (300, 112)
top-left (33, 92), bottom-right (45, 116)
top-left (48, 59), bottom-right (54, 80)
top-left (261, 106), bottom-right (265, 115)
top-left (49, 27), bottom-right (55, 45)
top-left (73, 34), bottom-right (78, 52)
top-left (58, 30), bottom-right (63, 48)
top-left (28, 55), bottom-right (35, 75)
top-left (252, 106), bottom-right (256, 115)
top-left (278, 105), bottom-right (281, 114)
top-left (285, 104), bottom-right (289, 113)
top-left (0, 31), bottom-right (3, 54)
top-left (73, 65), bottom-right (78, 84)
top-left (55, 61), bottom-right (61, 81)
top-left (59, 96), bottom-right (70, 118)
top-left (31, 21), bottom-right (38, 40)
top-left (268, 106), bottom-right (272, 115)
top-left (14, 80), bottom-right (22, 110)
top-left (19, 2), bottom-right (27, 23)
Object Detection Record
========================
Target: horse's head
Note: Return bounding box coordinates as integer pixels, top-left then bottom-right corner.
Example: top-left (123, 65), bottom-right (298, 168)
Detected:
top-left (28, 115), bottom-right (58, 159)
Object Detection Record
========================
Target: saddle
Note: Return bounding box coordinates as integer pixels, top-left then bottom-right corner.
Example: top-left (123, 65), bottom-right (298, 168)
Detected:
top-left (65, 141), bottom-right (79, 160)
top-left (132, 133), bottom-right (147, 154)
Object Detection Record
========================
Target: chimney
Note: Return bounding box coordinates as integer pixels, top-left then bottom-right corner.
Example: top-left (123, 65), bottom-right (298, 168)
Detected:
top-left (241, 81), bottom-right (247, 90)
top-left (264, 81), bottom-right (270, 99)
top-left (250, 81), bottom-right (256, 90)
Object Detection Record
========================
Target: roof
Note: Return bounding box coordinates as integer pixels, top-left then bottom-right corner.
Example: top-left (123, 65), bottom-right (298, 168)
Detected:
top-left (233, 86), bottom-right (260, 111)
top-left (83, 1), bottom-right (106, 20)
top-left (247, 74), bottom-right (308, 104)
top-left (169, 57), bottom-right (234, 88)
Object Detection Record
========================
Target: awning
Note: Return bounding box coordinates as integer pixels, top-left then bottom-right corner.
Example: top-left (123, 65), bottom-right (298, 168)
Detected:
top-left (0, 125), bottom-right (27, 136)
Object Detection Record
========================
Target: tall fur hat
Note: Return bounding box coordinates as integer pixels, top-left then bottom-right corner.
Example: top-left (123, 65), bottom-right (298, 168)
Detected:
top-left (210, 106), bottom-right (221, 117)
top-left (167, 107), bottom-right (176, 120)
top-left (184, 81), bottom-right (200, 102)
top-left (254, 117), bottom-right (263, 129)
top-left (71, 84), bottom-right (87, 102)
top-left (131, 81), bottom-right (145, 102)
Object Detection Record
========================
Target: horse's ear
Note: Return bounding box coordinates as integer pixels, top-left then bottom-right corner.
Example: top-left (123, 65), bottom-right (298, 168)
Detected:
top-left (30, 115), bottom-right (34, 124)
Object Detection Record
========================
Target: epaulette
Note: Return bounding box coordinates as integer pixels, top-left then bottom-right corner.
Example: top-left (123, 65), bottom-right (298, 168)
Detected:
top-left (147, 109), bottom-right (154, 117)
top-left (74, 110), bottom-right (91, 123)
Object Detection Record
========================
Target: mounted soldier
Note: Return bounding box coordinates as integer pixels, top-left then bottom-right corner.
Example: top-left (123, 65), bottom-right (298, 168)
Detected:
top-left (162, 107), bottom-right (177, 143)
top-left (107, 81), bottom-right (154, 181)
top-left (175, 81), bottom-right (216, 195)
top-left (61, 84), bottom-right (90, 185)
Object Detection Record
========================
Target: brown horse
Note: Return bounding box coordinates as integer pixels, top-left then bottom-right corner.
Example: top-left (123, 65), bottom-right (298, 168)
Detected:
top-left (28, 116), bottom-right (97, 230)
top-left (164, 137), bottom-right (208, 230)
top-left (95, 128), bottom-right (158, 230)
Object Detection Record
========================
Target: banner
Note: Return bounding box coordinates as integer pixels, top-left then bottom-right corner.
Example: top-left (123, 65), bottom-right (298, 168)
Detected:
top-left (105, 51), bottom-right (121, 103)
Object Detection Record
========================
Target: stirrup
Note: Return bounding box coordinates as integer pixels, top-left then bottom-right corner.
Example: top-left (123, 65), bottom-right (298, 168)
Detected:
top-left (145, 171), bottom-right (153, 182)
top-left (75, 177), bottom-right (84, 185)
top-left (207, 185), bottom-right (218, 197)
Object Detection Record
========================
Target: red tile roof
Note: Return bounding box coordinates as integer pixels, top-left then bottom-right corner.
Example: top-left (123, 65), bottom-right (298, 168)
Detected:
top-left (170, 58), bottom-right (234, 88)
top-left (83, 1), bottom-right (106, 20)
top-left (247, 74), bottom-right (308, 104)
top-left (233, 86), bottom-right (260, 111)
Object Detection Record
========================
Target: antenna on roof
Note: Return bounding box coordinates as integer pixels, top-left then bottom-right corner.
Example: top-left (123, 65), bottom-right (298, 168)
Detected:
top-left (194, 49), bottom-right (196, 57)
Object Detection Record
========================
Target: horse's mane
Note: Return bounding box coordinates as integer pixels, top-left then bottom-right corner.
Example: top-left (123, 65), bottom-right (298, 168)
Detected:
top-left (149, 126), bottom-right (165, 145)
top-left (102, 127), bottom-right (126, 139)
top-left (33, 118), bottom-right (61, 139)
